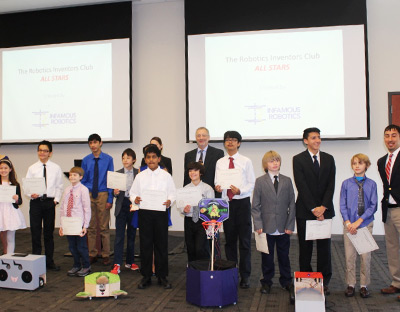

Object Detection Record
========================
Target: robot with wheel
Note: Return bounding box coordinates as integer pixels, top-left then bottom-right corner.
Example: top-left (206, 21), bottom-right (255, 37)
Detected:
top-left (0, 254), bottom-right (46, 290)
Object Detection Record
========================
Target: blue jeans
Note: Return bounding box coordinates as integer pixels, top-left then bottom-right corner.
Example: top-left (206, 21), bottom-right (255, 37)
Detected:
top-left (114, 197), bottom-right (137, 265)
top-left (67, 235), bottom-right (90, 269)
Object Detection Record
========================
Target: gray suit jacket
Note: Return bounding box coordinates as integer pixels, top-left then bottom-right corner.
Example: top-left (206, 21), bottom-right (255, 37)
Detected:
top-left (114, 167), bottom-right (138, 217)
top-left (251, 173), bottom-right (296, 233)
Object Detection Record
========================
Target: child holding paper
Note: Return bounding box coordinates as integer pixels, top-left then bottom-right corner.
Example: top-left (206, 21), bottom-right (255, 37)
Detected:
top-left (251, 151), bottom-right (295, 295)
top-left (181, 161), bottom-right (214, 262)
top-left (130, 144), bottom-right (176, 290)
top-left (111, 148), bottom-right (139, 274)
top-left (59, 167), bottom-right (91, 277)
top-left (340, 153), bottom-right (377, 298)
top-left (0, 158), bottom-right (26, 254)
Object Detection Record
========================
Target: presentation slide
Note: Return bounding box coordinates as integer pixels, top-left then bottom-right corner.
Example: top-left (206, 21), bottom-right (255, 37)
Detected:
top-left (187, 25), bottom-right (368, 141)
top-left (0, 39), bottom-right (130, 143)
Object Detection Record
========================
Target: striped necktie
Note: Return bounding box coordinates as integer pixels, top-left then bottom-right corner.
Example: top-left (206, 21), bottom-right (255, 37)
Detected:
top-left (386, 153), bottom-right (393, 182)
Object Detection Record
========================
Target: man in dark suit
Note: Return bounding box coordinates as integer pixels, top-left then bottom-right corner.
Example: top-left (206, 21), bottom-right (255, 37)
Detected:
top-left (184, 127), bottom-right (224, 191)
top-left (293, 127), bottom-right (336, 295)
top-left (378, 125), bottom-right (400, 298)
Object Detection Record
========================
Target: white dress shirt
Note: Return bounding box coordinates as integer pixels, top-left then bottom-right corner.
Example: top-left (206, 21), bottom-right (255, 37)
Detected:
top-left (26, 160), bottom-right (64, 202)
top-left (181, 181), bottom-right (215, 217)
top-left (129, 167), bottom-right (176, 207)
top-left (215, 152), bottom-right (255, 200)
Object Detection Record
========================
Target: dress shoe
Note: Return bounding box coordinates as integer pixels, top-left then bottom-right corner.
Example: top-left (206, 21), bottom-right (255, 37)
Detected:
top-left (240, 278), bottom-right (250, 289)
top-left (260, 284), bottom-right (271, 294)
top-left (46, 263), bottom-right (60, 271)
top-left (381, 285), bottom-right (400, 294)
top-left (158, 277), bottom-right (172, 289)
top-left (360, 287), bottom-right (370, 298)
top-left (102, 257), bottom-right (111, 266)
top-left (324, 286), bottom-right (330, 296)
top-left (138, 277), bottom-right (152, 289)
top-left (285, 284), bottom-right (295, 304)
top-left (89, 256), bottom-right (97, 264)
top-left (345, 286), bottom-right (355, 297)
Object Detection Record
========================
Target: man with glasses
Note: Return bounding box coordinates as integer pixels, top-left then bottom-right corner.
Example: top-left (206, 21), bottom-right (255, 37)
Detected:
top-left (26, 140), bottom-right (64, 271)
top-left (215, 131), bottom-right (255, 288)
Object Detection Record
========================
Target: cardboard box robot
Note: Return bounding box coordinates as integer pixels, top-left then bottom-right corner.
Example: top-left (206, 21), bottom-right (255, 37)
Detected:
top-left (0, 254), bottom-right (46, 291)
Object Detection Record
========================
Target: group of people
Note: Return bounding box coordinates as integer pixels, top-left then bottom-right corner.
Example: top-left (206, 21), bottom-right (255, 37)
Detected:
top-left (0, 124), bottom-right (400, 302)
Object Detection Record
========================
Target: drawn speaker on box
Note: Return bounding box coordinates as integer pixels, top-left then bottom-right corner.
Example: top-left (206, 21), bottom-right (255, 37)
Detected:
top-left (0, 254), bottom-right (46, 290)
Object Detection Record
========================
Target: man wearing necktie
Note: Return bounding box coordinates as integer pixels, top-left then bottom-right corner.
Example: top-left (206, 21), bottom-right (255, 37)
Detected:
top-left (215, 131), bottom-right (255, 289)
top-left (378, 125), bottom-right (400, 299)
top-left (26, 141), bottom-right (64, 271)
top-left (81, 134), bottom-right (114, 266)
top-left (183, 127), bottom-right (224, 193)
top-left (292, 127), bottom-right (336, 295)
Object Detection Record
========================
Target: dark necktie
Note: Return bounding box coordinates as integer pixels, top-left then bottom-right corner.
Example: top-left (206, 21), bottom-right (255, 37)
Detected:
top-left (355, 178), bottom-right (365, 216)
top-left (198, 150), bottom-right (204, 164)
top-left (227, 157), bottom-right (235, 201)
top-left (313, 155), bottom-right (319, 175)
top-left (43, 163), bottom-right (47, 187)
top-left (274, 175), bottom-right (278, 193)
top-left (92, 158), bottom-right (99, 199)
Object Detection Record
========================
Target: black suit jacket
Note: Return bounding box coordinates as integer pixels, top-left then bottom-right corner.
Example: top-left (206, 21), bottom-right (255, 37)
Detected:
top-left (114, 167), bottom-right (138, 217)
top-left (293, 150), bottom-right (336, 220)
top-left (183, 145), bottom-right (224, 188)
top-left (378, 153), bottom-right (400, 223)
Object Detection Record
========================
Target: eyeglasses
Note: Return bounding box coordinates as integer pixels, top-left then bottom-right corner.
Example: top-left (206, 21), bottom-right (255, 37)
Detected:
top-left (38, 149), bottom-right (50, 153)
top-left (225, 138), bottom-right (238, 143)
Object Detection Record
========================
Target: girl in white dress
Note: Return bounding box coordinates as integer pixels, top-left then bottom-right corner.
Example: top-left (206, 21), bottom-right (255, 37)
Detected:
top-left (0, 158), bottom-right (26, 254)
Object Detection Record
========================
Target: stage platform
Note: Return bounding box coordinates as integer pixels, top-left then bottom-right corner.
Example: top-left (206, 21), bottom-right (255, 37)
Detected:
top-left (0, 229), bottom-right (398, 311)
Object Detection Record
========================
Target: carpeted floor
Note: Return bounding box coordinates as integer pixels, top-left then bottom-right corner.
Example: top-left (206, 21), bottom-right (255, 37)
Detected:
top-left (0, 229), bottom-right (399, 311)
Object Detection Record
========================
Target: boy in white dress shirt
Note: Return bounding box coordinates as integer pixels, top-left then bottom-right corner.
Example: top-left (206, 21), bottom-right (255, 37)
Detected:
top-left (182, 162), bottom-right (214, 262)
top-left (26, 140), bottom-right (63, 271)
top-left (130, 145), bottom-right (176, 290)
top-left (215, 131), bottom-right (255, 288)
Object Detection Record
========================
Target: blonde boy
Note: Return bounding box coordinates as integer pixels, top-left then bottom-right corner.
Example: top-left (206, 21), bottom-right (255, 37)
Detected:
top-left (59, 167), bottom-right (91, 277)
top-left (340, 154), bottom-right (377, 298)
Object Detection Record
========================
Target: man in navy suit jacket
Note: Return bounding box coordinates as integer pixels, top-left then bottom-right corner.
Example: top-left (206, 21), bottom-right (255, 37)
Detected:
top-left (378, 125), bottom-right (400, 297)
top-left (293, 127), bottom-right (336, 295)
top-left (184, 127), bottom-right (224, 192)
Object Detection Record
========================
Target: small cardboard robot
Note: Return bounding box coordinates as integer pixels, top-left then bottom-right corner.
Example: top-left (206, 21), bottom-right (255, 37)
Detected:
top-left (0, 254), bottom-right (46, 291)
top-left (76, 272), bottom-right (127, 300)
top-left (294, 272), bottom-right (325, 312)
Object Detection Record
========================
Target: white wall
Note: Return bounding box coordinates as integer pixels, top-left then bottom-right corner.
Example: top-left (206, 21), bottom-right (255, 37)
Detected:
top-left (1, 0), bottom-right (399, 234)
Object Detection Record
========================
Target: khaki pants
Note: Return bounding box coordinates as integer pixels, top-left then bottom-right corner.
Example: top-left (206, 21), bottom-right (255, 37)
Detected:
top-left (384, 207), bottom-right (400, 288)
top-left (87, 192), bottom-right (110, 258)
top-left (343, 221), bottom-right (373, 287)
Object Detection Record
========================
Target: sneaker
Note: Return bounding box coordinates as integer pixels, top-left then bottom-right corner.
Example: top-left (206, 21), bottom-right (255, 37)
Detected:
top-left (67, 267), bottom-right (81, 276)
top-left (125, 263), bottom-right (139, 271)
top-left (111, 264), bottom-right (121, 274)
top-left (77, 267), bottom-right (91, 277)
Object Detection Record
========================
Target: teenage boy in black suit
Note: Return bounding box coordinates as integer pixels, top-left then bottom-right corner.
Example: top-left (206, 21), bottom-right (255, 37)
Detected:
top-left (292, 127), bottom-right (336, 295)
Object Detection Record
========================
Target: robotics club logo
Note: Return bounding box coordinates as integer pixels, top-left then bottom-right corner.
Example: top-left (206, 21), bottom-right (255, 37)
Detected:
top-left (32, 110), bottom-right (77, 128)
